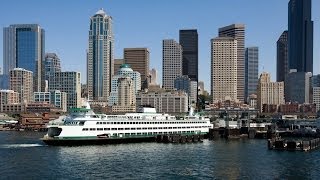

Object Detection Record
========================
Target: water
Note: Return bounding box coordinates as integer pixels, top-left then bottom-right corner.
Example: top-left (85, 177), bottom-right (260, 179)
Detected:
top-left (1, 132), bottom-right (320, 179)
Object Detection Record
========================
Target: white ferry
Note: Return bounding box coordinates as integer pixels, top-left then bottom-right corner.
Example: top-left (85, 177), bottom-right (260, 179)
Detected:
top-left (42, 102), bottom-right (212, 145)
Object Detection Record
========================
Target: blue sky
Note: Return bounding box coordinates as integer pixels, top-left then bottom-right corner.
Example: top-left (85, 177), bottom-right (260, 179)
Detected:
top-left (0, 0), bottom-right (319, 91)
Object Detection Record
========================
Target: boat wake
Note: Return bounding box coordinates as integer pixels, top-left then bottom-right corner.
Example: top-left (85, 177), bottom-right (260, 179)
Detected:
top-left (0, 143), bottom-right (45, 149)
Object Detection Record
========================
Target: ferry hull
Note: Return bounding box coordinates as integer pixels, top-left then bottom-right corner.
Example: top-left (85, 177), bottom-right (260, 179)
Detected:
top-left (42, 137), bottom-right (156, 146)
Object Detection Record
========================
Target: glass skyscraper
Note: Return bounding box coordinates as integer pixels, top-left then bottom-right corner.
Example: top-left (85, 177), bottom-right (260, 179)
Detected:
top-left (3, 24), bottom-right (45, 92)
top-left (276, 31), bottom-right (288, 82)
top-left (179, 29), bottom-right (198, 82)
top-left (87, 9), bottom-right (114, 101)
top-left (288, 0), bottom-right (313, 73)
top-left (245, 47), bottom-right (259, 102)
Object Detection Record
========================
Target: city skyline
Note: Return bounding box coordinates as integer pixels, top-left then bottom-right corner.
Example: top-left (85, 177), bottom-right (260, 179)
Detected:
top-left (0, 0), bottom-right (319, 91)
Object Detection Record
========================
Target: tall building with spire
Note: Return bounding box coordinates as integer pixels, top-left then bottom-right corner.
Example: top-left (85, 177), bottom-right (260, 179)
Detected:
top-left (3, 24), bottom-right (45, 92)
top-left (87, 9), bottom-right (114, 101)
top-left (218, 24), bottom-right (245, 102)
top-left (288, 0), bottom-right (313, 73)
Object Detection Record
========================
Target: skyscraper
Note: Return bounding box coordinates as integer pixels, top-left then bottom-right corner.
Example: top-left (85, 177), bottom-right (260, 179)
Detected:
top-left (9, 68), bottom-right (33, 104)
top-left (3, 24), bottom-right (45, 92)
top-left (87, 9), bottom-right (114, 101)
top-left (179, 29), bottom-right (198, 81)
top-left (162, 39), bottom-right (182, 90)
top-left (245, 47), bottom-right (259, 102)
top-left (219, 24), bottom-right (245, 102)
top-left (44, 53), bottom-right (61, 82)
top-left (277, 31), bottom-right (288, 82)
top-left (288, 0), bottom-right (313, 73)
top-left (211, 37), bottom-right (238, 102)
top-left (48, 71), bottom-right (81, 109)
top-left (124, 48), bottom-right (149, 89)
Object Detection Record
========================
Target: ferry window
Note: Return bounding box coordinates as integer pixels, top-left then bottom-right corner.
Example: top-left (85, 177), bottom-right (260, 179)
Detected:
top-left (110, 122), bottom-right (113, 124)
top-left (117, 122), bottom-right (120, 124)
top-left (82, 128), bottom-right (88, 131)
top-left (131, 128), bottom-right (136, 130)
top-left (147, 122), bottom-right (150, 124)
top-left (168, 127), bottom-right (172, 129)
top-left (97, 128), bottom-right (103, 131)
top-left (103, 122), bottom-right (106, 124)
top-left (163, 127), bottom-right (168, 129)
top-left (118, 128), bottom-right (123, 130)
top-left (89, 128), bottom-right (96, 131)
top-left (158, 127), bottom-right (163, 129)
top-left (104, 128), bottom-right (110, 130)
top-left (96, 122), bottom-right (99, 125)
top-left (137, 133), bottom-right (141, 135)
top-left (143, 132), bottom-right (147, 135)
top-left (173, 127), bottom-right (177, 129)
top-left (178, 127), bottom-right (181, 129)
top-left (125, 128), bottom-right (130, 130)
top-left (153, 127), bottom-right (157, 129)
top-left (137, 128), bottom-right (141, 130)
top-left (148, 132), bottom-right (153, 135)
top-left (129, 122), bottom-right (132, 124)
top-left (131, 133), bottom-right (136, 135)
top-left (142, 127), bottom-right (147, 130)
top-left (148, 127), bottom-right (152, 129)
top-left (111, 128), bottom-right (117, 130)
top-left (121, 122), bottom-right (124, 124)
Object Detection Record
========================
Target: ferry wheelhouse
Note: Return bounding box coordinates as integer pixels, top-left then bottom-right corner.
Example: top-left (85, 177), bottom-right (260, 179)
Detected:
top-left (42, 103), bottom-right (212, 145)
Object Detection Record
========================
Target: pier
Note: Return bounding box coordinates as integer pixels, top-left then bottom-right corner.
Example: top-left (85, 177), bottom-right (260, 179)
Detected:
top-left (155, 134), bottom-right (204, 143)
top-left (268, 138), bottom-right (320, 151)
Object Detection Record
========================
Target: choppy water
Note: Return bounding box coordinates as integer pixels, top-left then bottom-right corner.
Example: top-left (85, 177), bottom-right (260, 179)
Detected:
top-left (1, 131), bottom-right (320, 179)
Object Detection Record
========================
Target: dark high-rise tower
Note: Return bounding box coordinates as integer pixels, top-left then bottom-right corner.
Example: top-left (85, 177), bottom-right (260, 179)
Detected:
top-left (245, 47), bottom-right (259, 102)
top-left (179, 29), bottom-right (198, 81)
top-left (277, 31), bottom-right (288, 82)
top-left (288, 0), bottom-right (313, 73)
top-left (219, 24), bottom-right (245, 102)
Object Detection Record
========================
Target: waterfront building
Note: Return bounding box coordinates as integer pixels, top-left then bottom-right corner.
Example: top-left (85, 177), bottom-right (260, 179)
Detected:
top-left (288, 0), bottom-right (313, 73)
top-left (257, 72), bottom-right (284, 112)
top-left (162, 39), bottom-right (183, 90)
top-left (114, 59), bottom-right (124, 75)
top-left (48, 72), bottom-right (81, 109)
top-left (1, 104), bottom-right (25, 113)
top-left (285, 70), bottom-right (312, 104)
top-left (108, 64), bottom-right (141, 106)
top-left (313, 87), bottom-right (320, 112)
top-left (276, 31), bottom-right (288, 82)
top-left (124, 48), bottom-right (149, 89)
top-left (87, 9), bottom-right (114, 101)
top-left (3, 24), bottom-right (45, 92)
top-left (112, 77), bottom-right (136, 112)
top-left (136, 90), bottom-right (188, 113)
top-left (0, 89), bottom-right (19, 105)
top-left (211, 37), bottom-right (238, 103)
top-left (34, 90), bottom-right (67, 112)
top-left (44, 53), bottom-right (61, 82)
top-left (245, 47), bottom-right (259, 102)
top-left (219, 24), bottom-right (245, 102)
top-left (10, 68), bottom-right (33, 104)
top-left (179, 29), bottom-right (198, 82)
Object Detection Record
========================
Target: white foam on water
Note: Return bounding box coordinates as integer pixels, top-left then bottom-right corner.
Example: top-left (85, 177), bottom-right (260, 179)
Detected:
top-left (0, 143), bottom-right (45, 148)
